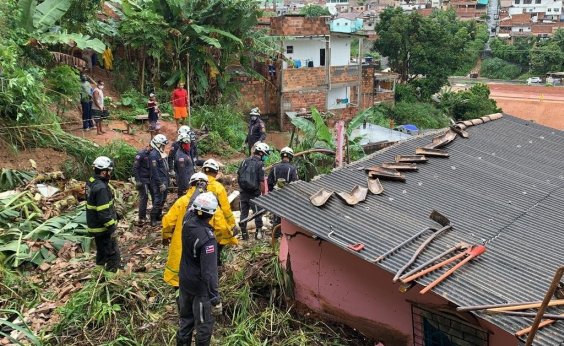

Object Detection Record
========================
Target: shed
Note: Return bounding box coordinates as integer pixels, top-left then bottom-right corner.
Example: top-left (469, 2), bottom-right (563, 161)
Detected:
top-left (255, 114), bottom-right (564, 345)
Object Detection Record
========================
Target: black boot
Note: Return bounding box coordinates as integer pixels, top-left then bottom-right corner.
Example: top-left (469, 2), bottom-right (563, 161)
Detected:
top-left (150, 214), bottom-right (158, 227)
top-left (241, 229), bottom-right (249, 241)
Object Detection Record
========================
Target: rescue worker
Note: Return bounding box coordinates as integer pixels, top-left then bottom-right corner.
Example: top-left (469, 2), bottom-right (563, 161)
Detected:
top-left (201, 159), bottom-right (238, 265)
top-left (168, 125), bottom-right (198, 174)
top-left (86, 156), bottom-right (122, 272)
top-left (162, 173), bottom-right (209, 288)
top-left (133, 145), bottom-right (153, 225)
top-left (244, 107), bottom-right (266, 155)
top-left (149, 134), bottom-right (169, 226)
top-left (177, 192), bottom-right (222, 346)
top-left (267, 147), bottom-right (298, 192)
top-left (237, 142), bottom-right (269, 240)
top-left (267, 147), bottom-right (298, 235)
top-left (174, 133), bottom-right (195, 197)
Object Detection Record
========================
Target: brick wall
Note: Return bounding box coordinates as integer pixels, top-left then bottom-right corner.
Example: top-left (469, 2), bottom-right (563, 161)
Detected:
top-left (282, 67), bottom-right (327, 92)
top-left (361, 65), bottom-right (375, 109)
top-left (330, 65), bottom-right (361, 85)
top-left (235, 77), bottom-right (279, 116)
top-left (270, 16), bottom-right (330, 36)
top-left (280, 90), bottom-right (327, 130)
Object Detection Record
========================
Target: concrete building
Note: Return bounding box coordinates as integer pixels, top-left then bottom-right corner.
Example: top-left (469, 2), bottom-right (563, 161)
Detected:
top-left (508, 0), bottom-right (563, 20)
top-left (236, 15), bottom-right (396, 130)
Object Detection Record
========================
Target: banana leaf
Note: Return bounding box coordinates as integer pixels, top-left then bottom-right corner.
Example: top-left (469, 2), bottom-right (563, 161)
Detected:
top-left (33, 0), bottom-right (72, 31)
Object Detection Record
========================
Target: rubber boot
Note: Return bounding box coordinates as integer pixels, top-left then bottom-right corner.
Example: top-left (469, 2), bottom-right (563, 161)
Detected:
top-left (241, 229), bottom-right (249, 241)
top-left (150, 214), bottom-right (158, 227)
top-left (255, 227), bottom-right (263, 240)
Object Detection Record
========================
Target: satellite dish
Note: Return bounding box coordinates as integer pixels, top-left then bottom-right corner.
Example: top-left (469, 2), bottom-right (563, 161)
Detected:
top-left (327, 5), bottom-right (338, 16)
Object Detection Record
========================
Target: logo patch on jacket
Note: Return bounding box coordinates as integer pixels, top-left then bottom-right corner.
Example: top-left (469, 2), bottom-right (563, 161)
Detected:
top-left (205, 245), bottom-right (215, 254)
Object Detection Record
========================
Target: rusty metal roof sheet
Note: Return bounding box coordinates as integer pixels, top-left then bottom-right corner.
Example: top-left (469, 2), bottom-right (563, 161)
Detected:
top-left (254, 114), bottom-right (564, 344)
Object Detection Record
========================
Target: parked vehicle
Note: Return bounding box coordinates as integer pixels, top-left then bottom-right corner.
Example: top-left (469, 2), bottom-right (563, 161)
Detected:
top-left (527, 77), bottom-right (542, 85)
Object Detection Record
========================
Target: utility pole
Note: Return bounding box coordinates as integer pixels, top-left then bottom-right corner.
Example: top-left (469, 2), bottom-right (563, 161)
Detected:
top-left (186, 52), bottom-right (191, 127)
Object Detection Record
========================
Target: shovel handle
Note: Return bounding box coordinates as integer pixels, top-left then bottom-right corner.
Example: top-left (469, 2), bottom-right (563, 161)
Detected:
top-left (420, 245), bottom-right (486, 294)
top-left (401, 251), bottom-right (467, 284)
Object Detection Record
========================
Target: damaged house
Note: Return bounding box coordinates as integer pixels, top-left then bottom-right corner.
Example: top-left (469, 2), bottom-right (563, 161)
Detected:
top-left (255, 114), bottom-right (564, 345)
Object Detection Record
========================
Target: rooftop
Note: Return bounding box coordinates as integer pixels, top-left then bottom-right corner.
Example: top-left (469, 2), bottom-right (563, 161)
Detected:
top-left (255, 114), bottom-right (564, 344)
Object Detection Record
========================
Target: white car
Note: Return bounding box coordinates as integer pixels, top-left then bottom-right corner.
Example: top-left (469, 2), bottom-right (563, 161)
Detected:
top-left (527, 77), bottom-right (542, 85)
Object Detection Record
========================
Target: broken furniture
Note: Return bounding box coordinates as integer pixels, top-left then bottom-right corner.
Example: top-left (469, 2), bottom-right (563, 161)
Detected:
top-left (310, 188), bottom-right (334, 207)
top-left (374, 210), bottom-right (452, 264)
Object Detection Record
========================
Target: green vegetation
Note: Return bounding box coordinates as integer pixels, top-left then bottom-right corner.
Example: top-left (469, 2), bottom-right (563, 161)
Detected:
top-left (489, 30), bottom-right (564, 76)
top-left (438, 84), bottom-right (500, 121)
top-left (480, 57), bottom-right (522, 80)
top-left (374, 8), bottom-right (488, 97)
top-left (300, 4), bottom-right (331, 17)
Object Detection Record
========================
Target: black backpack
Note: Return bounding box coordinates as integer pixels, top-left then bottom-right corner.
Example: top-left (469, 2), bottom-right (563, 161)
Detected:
top-left (237, 158), bottom-right (261, 191)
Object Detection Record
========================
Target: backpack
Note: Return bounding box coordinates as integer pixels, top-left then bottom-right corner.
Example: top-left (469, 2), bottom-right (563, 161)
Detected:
top-left (238, 158), bottom-right (261, 191)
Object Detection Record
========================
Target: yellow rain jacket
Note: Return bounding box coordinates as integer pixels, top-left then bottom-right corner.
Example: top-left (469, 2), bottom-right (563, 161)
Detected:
top-left (207, 175), bottom-right (238, 247)
top-left (161, 178), bottom-right (238, 287)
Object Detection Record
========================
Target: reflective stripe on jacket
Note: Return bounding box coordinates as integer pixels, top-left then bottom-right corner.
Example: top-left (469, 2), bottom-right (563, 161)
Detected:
top-left (85, 176), bottom-right (117, 235)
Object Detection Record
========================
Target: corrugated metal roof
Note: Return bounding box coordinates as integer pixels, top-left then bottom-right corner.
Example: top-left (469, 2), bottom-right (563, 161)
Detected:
top-left (255, 115), bottom-right (564, 344)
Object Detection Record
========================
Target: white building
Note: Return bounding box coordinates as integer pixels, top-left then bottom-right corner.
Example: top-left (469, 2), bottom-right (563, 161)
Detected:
top-left (508, 0), bottom-right (563, 21)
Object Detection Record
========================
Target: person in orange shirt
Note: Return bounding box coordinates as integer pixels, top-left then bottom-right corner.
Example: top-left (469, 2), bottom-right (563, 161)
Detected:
top-left (171, 81), bottom-right (189, 131)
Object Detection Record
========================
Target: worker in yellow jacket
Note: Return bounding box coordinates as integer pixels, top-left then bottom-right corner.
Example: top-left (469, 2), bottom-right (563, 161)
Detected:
top-left (162, 172), bottom-right (208, 287)
top-left (162, 166), bottom-right (238, 287)
top-left (201, 159), bottom-right (238, 264)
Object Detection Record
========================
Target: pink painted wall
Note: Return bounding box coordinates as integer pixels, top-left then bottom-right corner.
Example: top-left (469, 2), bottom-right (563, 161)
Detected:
top-left (280, 220), bottom-right (519, 346)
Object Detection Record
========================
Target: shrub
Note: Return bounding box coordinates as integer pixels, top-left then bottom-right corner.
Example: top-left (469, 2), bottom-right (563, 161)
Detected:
top-left (480, 58), bottom-right (522, 80)
top-left (190, 105), bottom-right (247, 150)
top-left (391, 102), bottom-right (450, 129)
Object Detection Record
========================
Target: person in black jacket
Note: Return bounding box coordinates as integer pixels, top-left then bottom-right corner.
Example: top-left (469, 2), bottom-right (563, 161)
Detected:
top-left (149, 134), bottom-right (170, 226)
top-left (86, 156), bottom-right (122, 272)
top-left (237, 142), bottom-right (269, 241)
top-left (174, 133), bottom-right (195, 197)
top-left (244, 107), bottom-right (266, 155)
top-left (168, 126), bottom-right (198, 175)
top-left (133, 145), bottom-right (153, 225)
top-left (177, 192), bottom-right (222, 346)
top-left (267, 146), bottom-right (298, 192)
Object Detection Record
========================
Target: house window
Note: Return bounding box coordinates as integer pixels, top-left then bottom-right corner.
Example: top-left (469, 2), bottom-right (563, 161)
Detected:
top-left (555, 7), bottom-right (559, 11)
top-left (535, 0), bottom-right (541, 3)
top-left (519, 28), bottom-right (524, 31)
top-left (412, 305), bottom-right (488, 346)
top-left (286, 46), bottom-right (293, 54)
top-left (515, 0), bottom-right (520, 3)
top-left (524, 0), bottom-right (532, 4)
top-left (548, 7), bottom-right (552, 10)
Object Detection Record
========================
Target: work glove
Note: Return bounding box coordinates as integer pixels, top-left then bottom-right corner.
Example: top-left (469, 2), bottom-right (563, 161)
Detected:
top-left (159, 184), bottom-right (167, 193)
top-left (211, 302), bottom-right (222, 317)
top-left (162, 238), bottom-right (171, 246)
top-left (135, 181), bottom-right (143, 190)
top-left (231, 224), bottom-right (240, 237)
top-left (168, 170), bottom-right (176, 178)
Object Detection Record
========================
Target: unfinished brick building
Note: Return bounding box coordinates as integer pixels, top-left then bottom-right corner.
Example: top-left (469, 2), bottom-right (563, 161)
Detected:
top-left (236, 15), bottom-right (396, 130)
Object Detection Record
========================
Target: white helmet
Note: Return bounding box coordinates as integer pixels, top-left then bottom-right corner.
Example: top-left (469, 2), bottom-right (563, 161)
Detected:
top-left (189, 131), bottom-right (197, 142)
top-left (151, 134), bottom-right (168, 152)
top-left (177, 133), bottom-right (191, 144)
top-left (250, 107), bottom-right (260, 116)
top-left (192, 192), bottom-right (218, 215)
top-left (254, 142), bottom-right (271, 155)
top-left (189, 172), bottom-right (208, 185)
top-left (202, 159), bottom-right (220, 173)
top-left (93, 156), bottom-right (113, 170)
top-left (280, 146), bottom-right (294, 158)
top-left (178, 125), bottom-right (191, 136)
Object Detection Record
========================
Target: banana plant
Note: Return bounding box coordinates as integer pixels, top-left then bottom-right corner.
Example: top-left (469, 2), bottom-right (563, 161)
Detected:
top-left (18, 0), bottom-right (105, 52)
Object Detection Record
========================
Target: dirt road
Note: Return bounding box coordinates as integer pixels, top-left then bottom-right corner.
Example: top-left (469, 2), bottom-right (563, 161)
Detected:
top-left (488, 84), bottom-right (564, 130)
